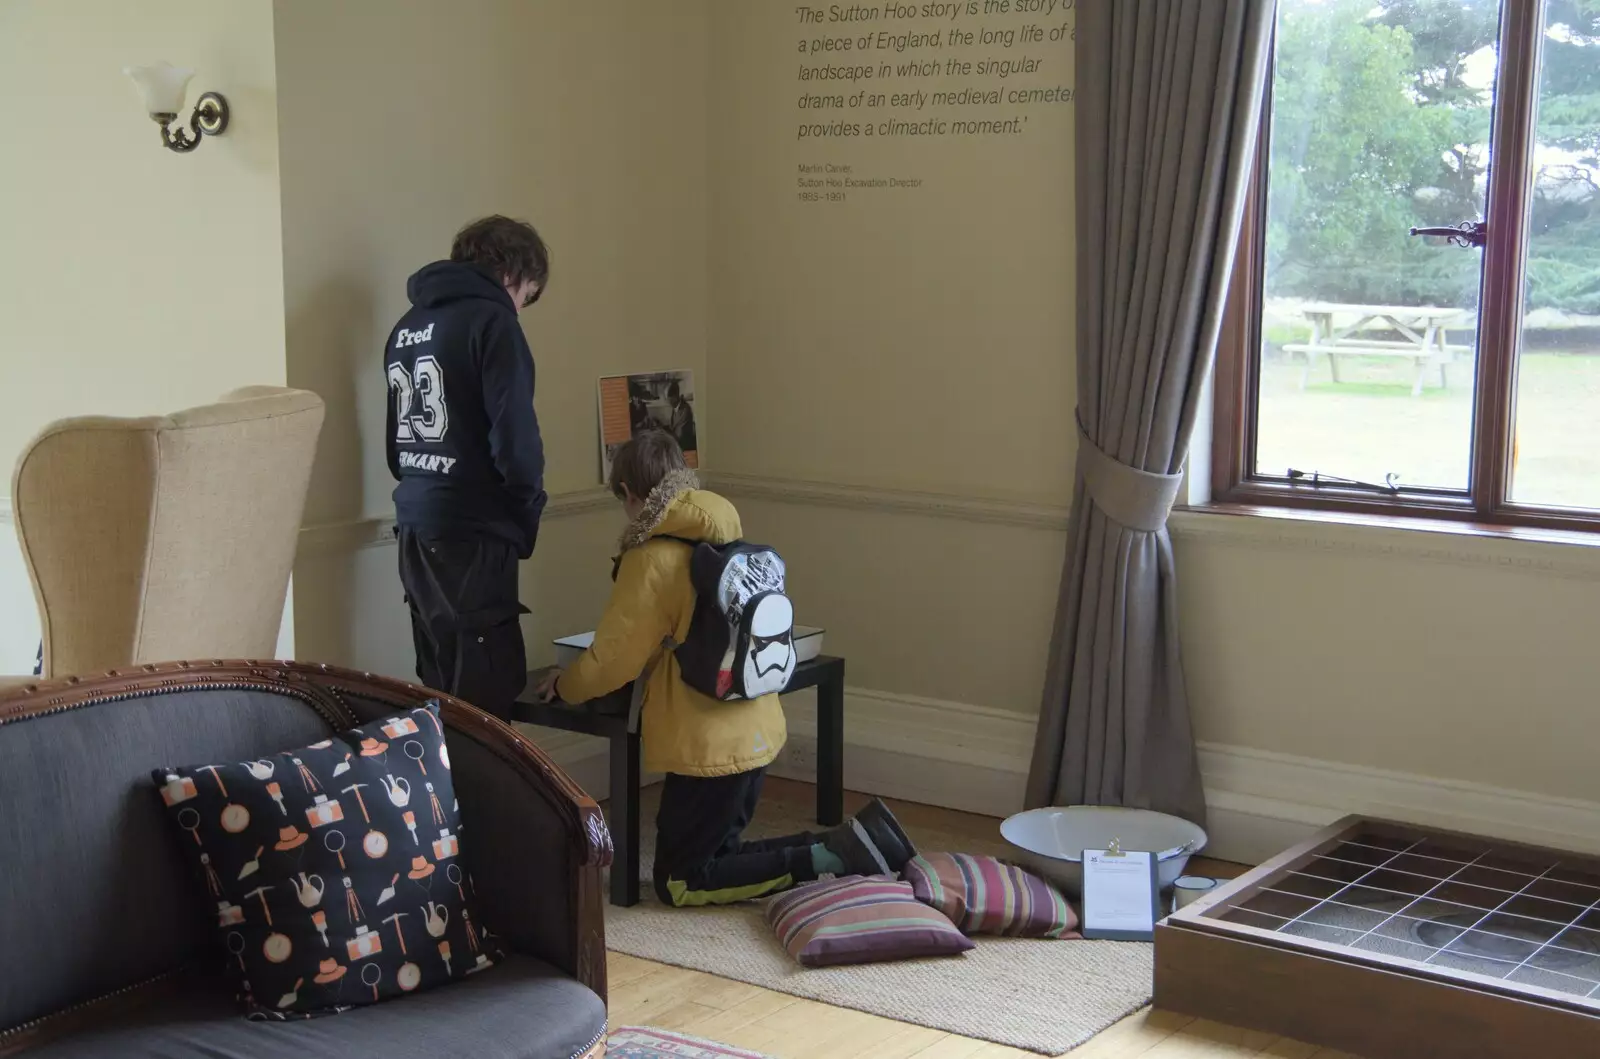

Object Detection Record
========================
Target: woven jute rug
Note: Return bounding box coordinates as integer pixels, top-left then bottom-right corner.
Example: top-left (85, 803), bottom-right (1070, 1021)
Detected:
top-left (604, 788), bottom-right (1153, 1056)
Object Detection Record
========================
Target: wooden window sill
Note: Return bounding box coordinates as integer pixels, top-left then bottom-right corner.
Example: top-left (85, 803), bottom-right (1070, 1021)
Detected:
top-left (1169, 503), bottom-right (1600, 577)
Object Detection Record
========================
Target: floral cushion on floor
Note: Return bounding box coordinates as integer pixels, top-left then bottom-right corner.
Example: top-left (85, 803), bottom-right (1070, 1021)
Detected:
top-left (904, 852), bottom-right (1080, 938)
top-left (766, 874), bottom-right (974, 967)
top-left (151, 702), bottom-right (503, 1018)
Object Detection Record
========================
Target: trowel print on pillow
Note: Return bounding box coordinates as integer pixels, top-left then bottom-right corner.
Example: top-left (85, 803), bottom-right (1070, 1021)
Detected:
top-left (152, 701), bottom-right (502, 1019)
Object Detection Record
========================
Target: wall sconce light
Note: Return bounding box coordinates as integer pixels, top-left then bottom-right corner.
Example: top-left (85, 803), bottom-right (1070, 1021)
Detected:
top-left (124, 62), bottom-right (229, 153)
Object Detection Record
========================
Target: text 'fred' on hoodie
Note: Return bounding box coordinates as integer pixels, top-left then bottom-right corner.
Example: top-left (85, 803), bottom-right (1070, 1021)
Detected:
top-left (385, 260), bottom-right (548, 558)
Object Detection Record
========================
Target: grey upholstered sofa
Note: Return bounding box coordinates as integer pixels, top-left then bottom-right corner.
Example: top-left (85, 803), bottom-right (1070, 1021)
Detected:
top-left (0, 661), bottom-right (611, 1059)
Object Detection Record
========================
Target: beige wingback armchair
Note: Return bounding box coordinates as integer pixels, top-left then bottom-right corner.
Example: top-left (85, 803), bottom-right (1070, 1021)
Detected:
top-left (8, 386), bottom-right (325, 680)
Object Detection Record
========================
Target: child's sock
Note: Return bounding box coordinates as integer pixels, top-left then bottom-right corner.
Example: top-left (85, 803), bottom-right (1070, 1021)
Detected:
top-left (810, 843), bottom-right (846, 877)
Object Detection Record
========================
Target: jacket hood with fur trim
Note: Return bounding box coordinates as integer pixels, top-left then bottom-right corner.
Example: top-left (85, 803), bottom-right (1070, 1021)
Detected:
top-left (618, 470), bottom-right (743, 553)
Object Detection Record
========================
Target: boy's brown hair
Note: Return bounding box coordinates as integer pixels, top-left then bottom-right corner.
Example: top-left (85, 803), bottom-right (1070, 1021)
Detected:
top-left (450, 215), bottom-right (550, 295)
top-left (609, 428), bottom-right (689, 501)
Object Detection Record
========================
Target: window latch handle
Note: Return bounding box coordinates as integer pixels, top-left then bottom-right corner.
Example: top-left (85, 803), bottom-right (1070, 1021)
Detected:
top-left (1408, 221), bottom-right (1487, 249)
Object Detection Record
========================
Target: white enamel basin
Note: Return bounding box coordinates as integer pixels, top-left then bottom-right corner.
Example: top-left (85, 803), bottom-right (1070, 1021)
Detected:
top-left (1001, 805), bottom-right (1208, 897)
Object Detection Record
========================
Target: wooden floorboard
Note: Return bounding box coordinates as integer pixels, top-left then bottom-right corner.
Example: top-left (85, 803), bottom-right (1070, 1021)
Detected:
top-left (604, 779), bottom-right (1362, 1058)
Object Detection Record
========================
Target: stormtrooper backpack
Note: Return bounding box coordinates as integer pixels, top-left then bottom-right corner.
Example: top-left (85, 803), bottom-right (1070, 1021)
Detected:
top-left (659, 537), bottom-right (798, 700)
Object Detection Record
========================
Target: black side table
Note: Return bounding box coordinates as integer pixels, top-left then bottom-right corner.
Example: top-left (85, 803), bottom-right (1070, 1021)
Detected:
top-left (512, 655), bottom-right (846, 907)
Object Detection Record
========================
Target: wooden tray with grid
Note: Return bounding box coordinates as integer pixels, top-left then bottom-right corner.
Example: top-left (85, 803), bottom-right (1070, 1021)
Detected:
top-left (1155, 816), bottom-right (1600, 1058)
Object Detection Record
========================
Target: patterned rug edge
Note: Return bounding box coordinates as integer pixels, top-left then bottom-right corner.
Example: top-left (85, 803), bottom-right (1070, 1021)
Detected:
top-left (608, 1025), bottom-right (778, 1058)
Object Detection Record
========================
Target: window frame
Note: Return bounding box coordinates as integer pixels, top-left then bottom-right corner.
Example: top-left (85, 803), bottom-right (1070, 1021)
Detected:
top-left (1209, 0), bottom-right (1600, 533)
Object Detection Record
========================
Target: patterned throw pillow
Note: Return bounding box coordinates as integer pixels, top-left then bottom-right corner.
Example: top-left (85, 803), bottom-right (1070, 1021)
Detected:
top-left (152, 702), bottom-right (503, 1018)
top-left (766, 875), bottom-right (974, 967)
top-left (904, 852), bottom-right (1080, 938)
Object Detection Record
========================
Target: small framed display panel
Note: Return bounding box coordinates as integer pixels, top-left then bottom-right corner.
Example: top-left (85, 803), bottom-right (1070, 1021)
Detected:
top-left (1155, 816), bottom-right (1600, 1059)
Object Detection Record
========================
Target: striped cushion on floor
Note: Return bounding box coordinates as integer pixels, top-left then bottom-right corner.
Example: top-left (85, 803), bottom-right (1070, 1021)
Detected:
top-left (766, 875), bottom-right (974, 967)
top-left (905, 852), bottom-right (1080, 938)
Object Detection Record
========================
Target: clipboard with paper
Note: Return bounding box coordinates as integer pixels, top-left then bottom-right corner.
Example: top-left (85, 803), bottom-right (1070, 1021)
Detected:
top-left (1080, 838), bottom-right (1162, 941)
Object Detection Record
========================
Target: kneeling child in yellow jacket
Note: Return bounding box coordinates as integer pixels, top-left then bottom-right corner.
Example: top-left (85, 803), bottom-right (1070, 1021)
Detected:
top-left (538, 430), bottom-right (914, 906)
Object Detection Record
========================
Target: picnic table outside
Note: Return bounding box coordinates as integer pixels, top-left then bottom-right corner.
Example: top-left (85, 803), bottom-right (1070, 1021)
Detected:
top-left (1284, 303), bottom-right (1471, 396)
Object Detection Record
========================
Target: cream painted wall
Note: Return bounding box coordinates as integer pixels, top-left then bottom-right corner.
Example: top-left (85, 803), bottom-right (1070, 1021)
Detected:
top-left (274, 0), bottom-right (709, 675)
top-left (0, 0), bottom-right (287, 471)
top-left (710, 3), bottom-right (1076, 499)
top-left (729, 496), bottom-right (1065, 710)
top-left (706, 1), bottom-right (1078, 714)
top-left (0, 510), bottom-right (34, 675)
top-left (1175, 519), bottom-right (1600, 805)
top-left (0, 0), bottom-right (287, 674)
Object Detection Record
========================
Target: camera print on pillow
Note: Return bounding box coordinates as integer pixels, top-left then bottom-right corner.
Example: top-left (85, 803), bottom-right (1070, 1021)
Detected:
top-left (152, 702), bottom-right (503, 1019)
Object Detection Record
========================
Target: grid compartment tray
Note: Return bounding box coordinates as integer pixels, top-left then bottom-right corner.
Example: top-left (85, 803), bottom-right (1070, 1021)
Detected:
top-left (1156, 816), bottom-right (1600, 1058)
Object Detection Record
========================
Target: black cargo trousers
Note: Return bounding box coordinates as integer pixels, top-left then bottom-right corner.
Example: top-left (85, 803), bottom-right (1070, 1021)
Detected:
top-left (396, 527), bottom-right (528, 720)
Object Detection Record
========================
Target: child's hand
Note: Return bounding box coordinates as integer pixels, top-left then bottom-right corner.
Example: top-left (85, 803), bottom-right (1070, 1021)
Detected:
top-left (533, 667), bottom-right (563, 703)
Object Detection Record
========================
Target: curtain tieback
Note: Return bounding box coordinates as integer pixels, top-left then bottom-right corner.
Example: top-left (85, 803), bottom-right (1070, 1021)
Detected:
top-left (1075, 418), bottom-right (1183, 533)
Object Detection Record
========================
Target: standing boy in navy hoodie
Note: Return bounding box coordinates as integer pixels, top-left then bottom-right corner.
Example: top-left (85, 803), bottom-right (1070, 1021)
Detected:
top-left (385, 215), bottom-right (549, 719)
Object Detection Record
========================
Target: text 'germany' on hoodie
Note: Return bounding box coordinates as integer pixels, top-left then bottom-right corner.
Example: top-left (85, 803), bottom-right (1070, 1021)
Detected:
top-left (385, 261), bottom-right (548, 558)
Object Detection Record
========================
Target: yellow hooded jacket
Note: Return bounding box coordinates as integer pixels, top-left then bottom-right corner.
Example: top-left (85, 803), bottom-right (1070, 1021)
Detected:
top-left (555, 472), bottom-right (787, 777)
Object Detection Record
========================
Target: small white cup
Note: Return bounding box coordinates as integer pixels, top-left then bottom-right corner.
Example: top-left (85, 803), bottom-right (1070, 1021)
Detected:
top-left (1172, 875), bottom-right (1218, 911)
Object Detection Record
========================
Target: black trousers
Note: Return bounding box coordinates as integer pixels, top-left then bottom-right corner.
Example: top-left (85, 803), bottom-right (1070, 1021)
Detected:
top-left (653, 768), bottom-right (819, 907)
top-left (396, 527), bottom-right (528, 720)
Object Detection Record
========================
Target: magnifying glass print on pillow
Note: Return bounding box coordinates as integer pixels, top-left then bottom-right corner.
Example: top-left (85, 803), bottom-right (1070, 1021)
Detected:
top-left (177, 807), bottom-right (203, 846)
top-left (325, 829), bottom-right (347, 870)
top-left (404, 740), bottom-right (428, 777)
top-left (361, 963), bottom-right (383, 1001)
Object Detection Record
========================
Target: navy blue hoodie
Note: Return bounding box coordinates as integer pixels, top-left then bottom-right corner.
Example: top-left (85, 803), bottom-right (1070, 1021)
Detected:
top-left (385, 261), bottom-right (547, 557)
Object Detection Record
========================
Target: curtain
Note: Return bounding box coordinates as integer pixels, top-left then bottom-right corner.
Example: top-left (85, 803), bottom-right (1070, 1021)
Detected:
top-left (1026, 0), bottom-right (1275, 824)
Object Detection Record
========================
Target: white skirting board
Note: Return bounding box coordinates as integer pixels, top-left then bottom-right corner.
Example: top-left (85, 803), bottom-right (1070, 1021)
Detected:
top-left (514, 689), bottom-right (1600, 865)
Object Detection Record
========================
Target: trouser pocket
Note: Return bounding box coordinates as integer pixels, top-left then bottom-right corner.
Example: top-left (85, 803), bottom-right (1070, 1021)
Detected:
top-left (397, 528), bottom-right (527, 716)
top-left (452, 613), bottom-right (528, 720)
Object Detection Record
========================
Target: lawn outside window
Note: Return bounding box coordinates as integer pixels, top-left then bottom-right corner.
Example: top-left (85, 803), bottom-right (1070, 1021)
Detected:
top-left (1211, 0), bottom-right (1600, 534)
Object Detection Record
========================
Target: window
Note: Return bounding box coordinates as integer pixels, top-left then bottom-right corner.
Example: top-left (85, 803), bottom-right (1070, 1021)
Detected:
top-left (1213, 0), bottom-right (1600, 531)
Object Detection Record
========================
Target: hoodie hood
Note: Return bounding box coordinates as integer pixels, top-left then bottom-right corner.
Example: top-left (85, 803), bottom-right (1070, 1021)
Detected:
top-left (619, 470), bottom-right (742, 552)
top-left (406, 261), bottom-right (515, 312)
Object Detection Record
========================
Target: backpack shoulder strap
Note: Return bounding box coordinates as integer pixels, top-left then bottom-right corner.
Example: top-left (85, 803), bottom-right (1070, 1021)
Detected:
top-left (627, 633), bottom-right (679, 735)
top-left (614, 534), bottom-right (697, 581)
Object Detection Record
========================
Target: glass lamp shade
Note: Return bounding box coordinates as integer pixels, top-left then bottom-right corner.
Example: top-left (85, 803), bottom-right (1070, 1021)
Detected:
top-left (125, 62), bottom-right (194, 117)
